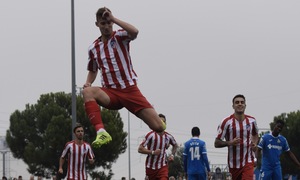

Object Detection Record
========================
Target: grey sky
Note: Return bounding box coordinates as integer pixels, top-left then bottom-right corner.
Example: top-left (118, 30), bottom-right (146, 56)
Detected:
top-left (1, 0), bottom-right (300, 179)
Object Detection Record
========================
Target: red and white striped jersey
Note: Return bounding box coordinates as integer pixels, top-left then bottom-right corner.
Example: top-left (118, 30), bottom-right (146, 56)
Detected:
top-left (61, 141), bottom-right (95, 180)
top-left (216, 114), bottom-right (258, 168)
top-left (87, 29), bottom-right (138, 89)
top-left (140, 131), bottom-right (177, 170)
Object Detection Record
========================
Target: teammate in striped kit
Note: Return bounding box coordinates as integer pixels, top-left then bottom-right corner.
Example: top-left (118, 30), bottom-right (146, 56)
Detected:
top-left (257, 119), bottom-right (300, 180)
top-left (82, 7), bottom-right (166, 148)
top-left (214, 94), bottom-right (259, 180)
top-left (183, 126), bottom-right (211, 180)
top-left (138, 114), bottom-right (178, 180)
top-left (59, 124), bottom-right (95, 180)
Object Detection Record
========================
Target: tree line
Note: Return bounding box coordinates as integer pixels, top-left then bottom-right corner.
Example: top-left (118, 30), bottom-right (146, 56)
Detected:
top-left (5, 92), bottom-right (300, 179)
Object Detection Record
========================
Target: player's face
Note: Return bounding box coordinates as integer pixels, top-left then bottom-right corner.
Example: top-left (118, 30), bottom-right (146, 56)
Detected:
top-left (96, 18), bottom-right (113, 38)
top-left (273, 123), bottom-right (284, 134)
top-left (75, 127), bottom-right (84, 140)
top-left (232, 97), bottom-right (246, 114)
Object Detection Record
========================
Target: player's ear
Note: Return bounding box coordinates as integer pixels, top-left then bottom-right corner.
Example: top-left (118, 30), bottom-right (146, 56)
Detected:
top-left (95, 21), bottom-right (99, 27)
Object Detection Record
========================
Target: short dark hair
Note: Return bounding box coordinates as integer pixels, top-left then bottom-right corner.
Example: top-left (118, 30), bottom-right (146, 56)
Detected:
top-left (232, 94), bottom-right (245, 104)
top-left (73, 123), bottom-right (83, 133)
top-left (191, 127), bottom-right (200, 136)
top-left (276, 119), bottom-right (285, 126)
top-left (158, 113), bottom-right (166, 121)
top-left (96, 7), bottom-right (111, 21)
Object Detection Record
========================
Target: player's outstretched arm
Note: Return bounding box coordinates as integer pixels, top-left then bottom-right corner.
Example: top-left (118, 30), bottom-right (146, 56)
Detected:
top-left (287, 151), bottom-right (300, 169)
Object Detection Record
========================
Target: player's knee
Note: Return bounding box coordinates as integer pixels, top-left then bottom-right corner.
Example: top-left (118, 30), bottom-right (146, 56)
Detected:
top-left (82, 87), bottom-right (93, 99)
top-left (155, 121), bottom-right (166, 133)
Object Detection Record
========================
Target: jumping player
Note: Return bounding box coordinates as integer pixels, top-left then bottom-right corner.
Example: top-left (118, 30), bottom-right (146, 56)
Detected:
top-left (82, 7), bottom-right (166, 148)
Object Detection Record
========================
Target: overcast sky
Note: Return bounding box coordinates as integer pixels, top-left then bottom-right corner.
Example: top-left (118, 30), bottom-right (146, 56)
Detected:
top-left (1, 0), bottom-right (300, 179)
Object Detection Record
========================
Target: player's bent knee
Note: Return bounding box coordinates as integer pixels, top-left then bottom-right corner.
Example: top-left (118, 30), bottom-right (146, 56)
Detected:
top-left (82, 87), bottom-right (96, 99)
top-left (155, 123), bottom-right (166, 133)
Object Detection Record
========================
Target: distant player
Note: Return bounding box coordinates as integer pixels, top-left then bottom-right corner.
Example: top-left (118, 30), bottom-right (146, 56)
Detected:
top-left (183, 126), bottom-right (211, 180)
top-left (138, 114), bottom-right (178, 180)
top-left (257, 119), bottom-right (300, 180)
top-left (59, 124), bottom-right (95, 180)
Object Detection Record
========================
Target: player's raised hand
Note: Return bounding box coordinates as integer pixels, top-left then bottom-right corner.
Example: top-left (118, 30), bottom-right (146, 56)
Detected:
top-left (102, 7), bottom-right (114, 22)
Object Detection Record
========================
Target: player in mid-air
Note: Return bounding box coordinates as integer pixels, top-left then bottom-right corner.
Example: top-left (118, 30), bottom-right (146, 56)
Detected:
top-left (257, 119), bottom-right (300, 180)
top-left (82, 7), bottom-right (166, 148)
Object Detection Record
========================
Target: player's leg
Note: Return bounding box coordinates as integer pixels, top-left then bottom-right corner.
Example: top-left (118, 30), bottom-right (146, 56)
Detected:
top-left (156, 165), bottom-right (168, 180)
top-left (241, 162), bottom-right (254, 180)
top-left (229, 168), bottom-right (242, 180)
top-left (136, 108), bottom-right (166, 132)
top-left (119, 85), bottom-right (166, 132)
top-left (187, 174), bottom-right (202, 180)
top-left (259, 169), bottom-right (272, 180)
top-left (188, 173), bottom-right (206, 180)
top-left (146, 168), bottom-right (159, 180)
top-left (272, 167), bottom-right (282, 180)
top-left (82, 86), bottom-right (112, 147)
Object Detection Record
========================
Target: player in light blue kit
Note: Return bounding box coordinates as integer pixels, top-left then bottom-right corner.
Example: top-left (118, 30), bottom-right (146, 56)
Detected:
top-left (257, 119), bottom-right (300, 180)
top-left (183, 127), bottom-right (211, 180)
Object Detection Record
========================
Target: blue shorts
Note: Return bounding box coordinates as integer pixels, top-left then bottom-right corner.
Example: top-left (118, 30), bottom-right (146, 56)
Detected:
top-left (188, 173), bottom-right (206, 180)
top-left (259, 167), bottom-right (282, 180)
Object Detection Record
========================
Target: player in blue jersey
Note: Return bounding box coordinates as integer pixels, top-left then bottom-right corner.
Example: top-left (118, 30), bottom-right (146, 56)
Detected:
top-left (257, 119), bottom-right (300, 180)
top-left (183, 127), bottom-right (211, 180)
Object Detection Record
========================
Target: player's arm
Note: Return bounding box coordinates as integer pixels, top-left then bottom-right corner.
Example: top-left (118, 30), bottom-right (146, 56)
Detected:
top-left (138, 144), bottom-right (160, 155)
top-left (203, 153), bottom-right (211, 173)
top-left (103, 8), bottom-right (138, 40)
top-left (88, 149), bottom-right (95, 164)
top-left (214, 137), bottom-right (240, 148)
top-left (286, 150), bottom-right (300, 169)
top-left (58, 157), bottom-right (65, 174)
top-left (215, 123), bottom-right (240, 148)
top-left (171, 143), bottom-right (178, 156)
top-left (182, 154), bottom-right (187, 173)
top-left (113, 18), bottom-right (139, 40)
top-left (256, 147), bottom-right (262, 165)
top-left (168, 143), bottom-right (178, 161)
top-left (84, 71), bottom-right (98, 88)
top-left (251, 134), bottom-right (259, 152)
top-left (88, 158), bottom-right (95, 164)
top-left (214, 138), bottom-right (227, 148)
top-left (256, 135), bottom-right (265, 166)
top-left (182, 144), bottom-right (188, 174)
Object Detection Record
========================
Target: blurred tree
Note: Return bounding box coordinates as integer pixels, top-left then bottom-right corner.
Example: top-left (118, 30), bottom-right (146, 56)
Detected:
top-left (6, 92), bottom-right (127, 179)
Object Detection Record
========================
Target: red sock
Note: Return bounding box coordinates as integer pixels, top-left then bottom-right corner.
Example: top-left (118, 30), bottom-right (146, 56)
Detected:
top-left (84, 101), bottom-right (104, 131)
